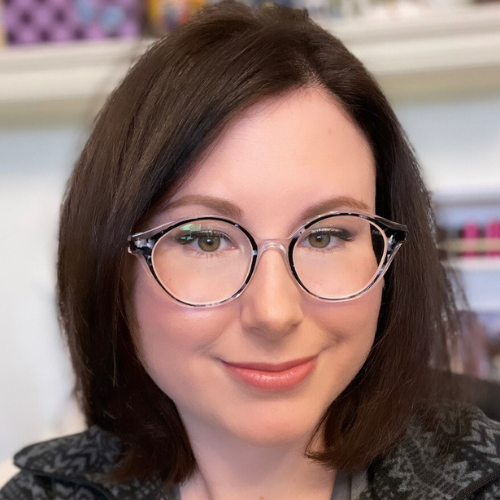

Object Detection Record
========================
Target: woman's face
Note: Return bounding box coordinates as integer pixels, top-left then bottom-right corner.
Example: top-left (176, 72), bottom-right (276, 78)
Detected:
top-left (131, 88), bottom-right (381, 449)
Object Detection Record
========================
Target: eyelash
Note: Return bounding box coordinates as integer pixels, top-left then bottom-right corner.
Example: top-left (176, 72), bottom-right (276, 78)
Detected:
top-left (173, 227), bottom-right (355, 254)
top-left (175, 230), bottom-right (233, 256)
top-left (299, 228), bottom-right (354, 248)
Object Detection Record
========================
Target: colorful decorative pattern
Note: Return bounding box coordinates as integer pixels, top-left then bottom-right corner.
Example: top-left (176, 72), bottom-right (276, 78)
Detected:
top-left (147, 0), bottom-right (205, 34)
top-left (4, 0), bottom-right (141, 45)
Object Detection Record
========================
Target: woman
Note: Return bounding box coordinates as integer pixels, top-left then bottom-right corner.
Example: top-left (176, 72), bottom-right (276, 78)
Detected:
top-left (2, 2), bottom-right (499, 499)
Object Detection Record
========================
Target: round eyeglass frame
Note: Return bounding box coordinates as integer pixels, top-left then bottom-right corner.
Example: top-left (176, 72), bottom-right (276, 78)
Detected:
top-left (128, 211), bottom-right (408, 307)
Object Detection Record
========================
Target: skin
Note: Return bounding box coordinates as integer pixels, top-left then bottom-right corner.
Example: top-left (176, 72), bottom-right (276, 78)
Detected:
top-left (131, 87), bottom-right (382, 500)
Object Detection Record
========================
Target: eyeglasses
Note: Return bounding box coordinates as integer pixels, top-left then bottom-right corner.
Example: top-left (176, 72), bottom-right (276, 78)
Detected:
top-left (128, 212), bottom-right (407, 307)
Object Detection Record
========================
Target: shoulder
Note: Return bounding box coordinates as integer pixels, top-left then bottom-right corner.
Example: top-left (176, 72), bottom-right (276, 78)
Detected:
top-left (0, 427), bottom-right (165, 500)
top-left (13, 425), bottom-right (122, 477)
top-left (364, 403), bottom-right (500, 500)
top-left (0, 468), bottom-right (112, 500)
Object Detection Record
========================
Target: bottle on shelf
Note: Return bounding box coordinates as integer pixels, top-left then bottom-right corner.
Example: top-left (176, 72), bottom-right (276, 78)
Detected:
top-left (461, 221), bottom-right (481, 258)
top-left (485, 220), bottom-right (500, 257)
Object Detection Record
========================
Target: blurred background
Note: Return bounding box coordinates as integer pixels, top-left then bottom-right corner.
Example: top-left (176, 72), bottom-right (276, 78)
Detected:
top-left (1, 0), bottom-right (500, 484)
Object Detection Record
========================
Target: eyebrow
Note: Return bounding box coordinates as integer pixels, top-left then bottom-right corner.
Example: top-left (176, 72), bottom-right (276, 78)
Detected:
top-left (164, 195), bottom-right (243, 219)
top-left (299, 196), bottom-right (370, 221)
top-left (163, 194), bottom-right (370, 223)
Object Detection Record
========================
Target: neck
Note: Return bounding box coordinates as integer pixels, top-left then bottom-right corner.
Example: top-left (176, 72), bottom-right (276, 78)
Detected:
top-left (178, 421), bottom-right (335, 500)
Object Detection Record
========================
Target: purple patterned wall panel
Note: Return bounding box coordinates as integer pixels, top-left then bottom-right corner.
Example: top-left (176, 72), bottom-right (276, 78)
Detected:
top-left (4, 0), bottom-right (142, 45)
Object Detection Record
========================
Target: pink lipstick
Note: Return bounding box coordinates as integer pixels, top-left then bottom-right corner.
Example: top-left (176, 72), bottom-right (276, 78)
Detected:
top-left (222, 356), bottom-right (316, 391)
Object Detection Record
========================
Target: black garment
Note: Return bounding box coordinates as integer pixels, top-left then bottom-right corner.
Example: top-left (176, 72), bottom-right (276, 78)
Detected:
top-left (1, 405), bottom-right (500, 500)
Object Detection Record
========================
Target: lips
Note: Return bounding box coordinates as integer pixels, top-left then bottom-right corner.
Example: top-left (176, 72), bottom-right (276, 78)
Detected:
top-left (222, 356), bottom-right (317, 391)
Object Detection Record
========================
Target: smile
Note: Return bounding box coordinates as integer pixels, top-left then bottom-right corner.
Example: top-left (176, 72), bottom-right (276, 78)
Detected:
top-left (221, 356), bottom-right (317, 391)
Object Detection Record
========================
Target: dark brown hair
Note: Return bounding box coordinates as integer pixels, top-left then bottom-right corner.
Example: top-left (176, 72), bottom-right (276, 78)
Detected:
top-left (58, 0), bottom-right (461, 485)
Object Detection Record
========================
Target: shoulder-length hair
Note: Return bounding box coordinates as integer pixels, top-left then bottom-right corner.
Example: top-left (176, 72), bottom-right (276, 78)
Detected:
top-left (58, 0), bottom-right (461, 485)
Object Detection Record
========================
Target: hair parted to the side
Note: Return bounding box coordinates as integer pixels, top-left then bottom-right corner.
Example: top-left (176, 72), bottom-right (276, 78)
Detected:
top-left (57, 0), bottom-right (462, 486)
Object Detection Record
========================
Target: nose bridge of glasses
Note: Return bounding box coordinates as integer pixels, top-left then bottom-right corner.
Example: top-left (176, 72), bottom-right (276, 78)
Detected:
top-left (257, 239), bottom-right (289, 257)
top-left (252, 238), bottom-right (294, 276)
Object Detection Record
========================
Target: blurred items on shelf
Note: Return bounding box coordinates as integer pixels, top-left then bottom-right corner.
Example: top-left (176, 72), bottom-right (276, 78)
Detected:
top-left (460, 311), bottom-right (500, 382)
top-left (147, 0), bottom-right (206, 34)
top-left (146, 0), bottom-right (302, 35)
top-left (318, 0), bottom-right (476, 20)
top-left (1, 0), bottom-right (497, 43)
top-left (439, 219), bottom-right (500, 259)
top-left (144, 0), bottom-right (492, 34)
top-left (3, 0), bottom-right (143, 45)
top-left (435, 193), bottom-right (500, 383)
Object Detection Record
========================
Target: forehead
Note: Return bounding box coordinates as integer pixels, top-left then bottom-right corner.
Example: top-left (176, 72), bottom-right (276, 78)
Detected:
top-left (161, 87), bottom-right (375, 233)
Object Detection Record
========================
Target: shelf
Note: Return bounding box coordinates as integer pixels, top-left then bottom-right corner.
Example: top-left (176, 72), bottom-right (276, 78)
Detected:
top-left (319, 3), bottom-right (500, 100)
top-left (445, 257), bottom-right (500, 313)
top-left (1, 3), bottom-right (500, 120)
top-left (0, 38), bottom-right (151, 121)
top-left (446, 257), bottom-right (500, 272)
top-left (441, 237), bottom-right (500, 255)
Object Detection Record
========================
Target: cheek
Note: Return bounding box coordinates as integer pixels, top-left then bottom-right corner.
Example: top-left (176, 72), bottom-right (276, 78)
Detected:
top-left (313, 283), bottom-right (382, 381)
top-left (130, 262), bottom-right (233, 395)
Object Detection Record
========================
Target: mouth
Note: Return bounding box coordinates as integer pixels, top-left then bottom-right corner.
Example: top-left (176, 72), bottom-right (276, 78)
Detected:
top-left (221, 356), bottom-right (317, 391)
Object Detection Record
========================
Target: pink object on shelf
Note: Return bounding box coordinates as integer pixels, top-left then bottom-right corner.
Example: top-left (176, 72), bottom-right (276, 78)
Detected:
top-left (462, 221), bottom-right (481, 258)
top-left (486, 220), bottom-right (500, 257)
top-left (4, 0), bottom-right (142, 45)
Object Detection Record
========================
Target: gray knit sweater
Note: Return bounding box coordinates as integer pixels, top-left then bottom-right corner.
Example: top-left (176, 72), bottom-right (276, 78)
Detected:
top-left (1, 405), bottom-right (499, 500)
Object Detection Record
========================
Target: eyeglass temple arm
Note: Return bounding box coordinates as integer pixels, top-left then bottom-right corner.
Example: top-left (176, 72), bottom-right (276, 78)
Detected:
top-left (385, 228), bottom-right (407, 264)
top-left (128, 237), bottom-right (154, 256)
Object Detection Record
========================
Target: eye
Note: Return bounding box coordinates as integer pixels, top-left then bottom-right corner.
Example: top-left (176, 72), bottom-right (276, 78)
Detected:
top-left (197, 234), bottom-right (221, 252)
top-left (301, 228), bottom-right (353, 250)
top-left (178, 230), bottom-right (230, 253)
top-left (307, 233), bottom-right (331, 248)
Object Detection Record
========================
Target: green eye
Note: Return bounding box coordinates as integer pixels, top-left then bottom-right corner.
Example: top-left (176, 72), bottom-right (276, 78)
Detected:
top-left (308, 233), bottom-right (330, 248)
top-left (198, 235), bottom-right (221, 252)
top-left (176, 229), bottom-right (229, 253)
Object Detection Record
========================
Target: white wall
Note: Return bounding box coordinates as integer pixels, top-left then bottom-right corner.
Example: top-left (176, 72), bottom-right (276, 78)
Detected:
top-left (0, 124), bottom-right (87, 462)
top-left (395, 95), bottom-right (500, 193)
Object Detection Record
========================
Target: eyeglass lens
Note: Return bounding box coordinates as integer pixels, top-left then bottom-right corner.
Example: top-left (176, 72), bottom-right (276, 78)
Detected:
top-left (151, 216), bottom-right (386, 305)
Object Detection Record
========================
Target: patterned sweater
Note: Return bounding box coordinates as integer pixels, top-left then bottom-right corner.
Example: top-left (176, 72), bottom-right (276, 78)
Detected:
top-left (1, 405), bottom-right (499, 500)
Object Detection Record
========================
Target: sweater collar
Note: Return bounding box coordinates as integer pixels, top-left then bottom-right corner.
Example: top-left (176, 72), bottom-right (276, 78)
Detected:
top-left (360, 405), bottom-right (500, 500)
top-left (14, 406), bottom-right (500, 500)
top-left (13, 426), bottom-right (166, 500)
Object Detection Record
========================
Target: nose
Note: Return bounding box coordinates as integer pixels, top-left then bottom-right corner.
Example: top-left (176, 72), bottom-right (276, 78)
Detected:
top-left (239, 246), bottom-right (304, 340)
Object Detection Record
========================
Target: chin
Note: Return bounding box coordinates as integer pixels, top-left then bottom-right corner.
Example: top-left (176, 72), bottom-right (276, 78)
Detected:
top-left (220, 406), bottom-right (324, 449)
